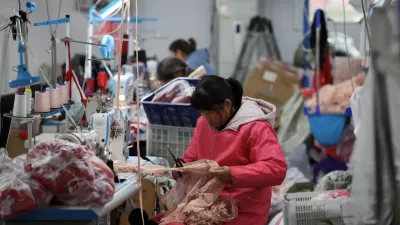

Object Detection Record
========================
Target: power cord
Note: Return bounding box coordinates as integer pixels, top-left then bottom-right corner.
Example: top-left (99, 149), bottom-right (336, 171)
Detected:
top-left (342, 0), bottom-right (355, 92)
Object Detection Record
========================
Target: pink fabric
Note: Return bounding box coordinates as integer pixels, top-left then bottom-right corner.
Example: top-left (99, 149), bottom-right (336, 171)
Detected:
top-left (114, 160), bottom-right (239, 225)
top-left (183, 116), bottom-right (287, 225)
top-left (305, 74), bottom-right (365, 114)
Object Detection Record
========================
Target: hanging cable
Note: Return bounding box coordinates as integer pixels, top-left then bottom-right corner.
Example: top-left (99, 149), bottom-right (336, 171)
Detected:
top-left (342, 0), bottom-right (355, 92)
top-left (361, 0), bottom-right (372, 52)
top-left (0, 27), bottom-right (11, 138)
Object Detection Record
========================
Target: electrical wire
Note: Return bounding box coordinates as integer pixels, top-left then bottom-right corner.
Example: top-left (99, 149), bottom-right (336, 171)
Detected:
top-left (18, 0), bottom-right (21, 11)
top-left (342, 0), bottom-right (355, 92)
top-left (0, 27), bottom-right (11, 138)
top-left (361, 0), bottom-right (372, 52)
top-left (53, 0), bottom-right (63, 34)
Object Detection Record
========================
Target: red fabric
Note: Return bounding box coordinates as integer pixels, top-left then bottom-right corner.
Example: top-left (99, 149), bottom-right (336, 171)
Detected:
top-left (182, 117), bottom-right (287, 225)
top-left (97, 71), bottom-right (108, 93)
top-left (24, 140), bottom-right (114, 207)
top-left (85, 78), bottom-right (96, 97)
top-left (122, 39), bottom-right (128, 54)
top-left (313, 52), bottom-right (333, 90)
top-left (65, 38), bottom-right (87, 107)
top-left (0, 155), bottom-right (52, 219)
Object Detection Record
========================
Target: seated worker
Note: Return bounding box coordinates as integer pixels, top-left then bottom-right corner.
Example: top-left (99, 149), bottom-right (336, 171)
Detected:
top-left (151, 76), bottom-right (287, 225)
top-left (169, 38), bottom-right (216, 75)
top-left (156, 57), bottom-right (193, 86)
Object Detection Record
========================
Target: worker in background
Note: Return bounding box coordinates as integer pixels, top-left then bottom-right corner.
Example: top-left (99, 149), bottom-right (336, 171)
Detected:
top-left (153, 76), bottom-right (287, 225)
top-left (169, 38), bottom-right (216, 75)
top-left (156, 57), bottom-right (194, 86)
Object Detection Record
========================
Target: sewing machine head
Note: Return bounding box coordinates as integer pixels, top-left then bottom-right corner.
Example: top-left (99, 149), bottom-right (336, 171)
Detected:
top-left (110, 72), bottom-right (135, 105)
top-left (89, 108), bottom-right (130, 162)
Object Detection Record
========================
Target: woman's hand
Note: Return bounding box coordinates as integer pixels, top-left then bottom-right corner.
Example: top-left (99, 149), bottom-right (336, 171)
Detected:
top-left (210, 166), bottom-right (232, 184)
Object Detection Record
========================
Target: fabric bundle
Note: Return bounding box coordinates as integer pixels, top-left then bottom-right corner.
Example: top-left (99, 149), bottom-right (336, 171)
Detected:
top-left (114, 160), bottom-right (238, 225)
top-left (0, 151), bottom-right (52, 219)
top-left (152, 80), bottom-right (194, 104)
top-left (24, 139), bottom-right (115, 207)
top-left (305, 74), bottom-right (365, 114)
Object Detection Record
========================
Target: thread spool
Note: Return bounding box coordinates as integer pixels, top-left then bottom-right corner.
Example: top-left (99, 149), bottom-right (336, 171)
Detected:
top-left (13, 93), bottom-right (27, 117)
top-left (25, 88), bottom-right (32, 114)
top-left (46, 88), bottom-right (60, 108)
top-left (57, 83), bottom-right (69, 104)
top-left (34, 90), bottom-right (51, 113)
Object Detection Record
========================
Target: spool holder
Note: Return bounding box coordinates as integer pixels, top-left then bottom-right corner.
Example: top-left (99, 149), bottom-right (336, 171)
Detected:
top-left (1, 3), bottom-right (42, 88)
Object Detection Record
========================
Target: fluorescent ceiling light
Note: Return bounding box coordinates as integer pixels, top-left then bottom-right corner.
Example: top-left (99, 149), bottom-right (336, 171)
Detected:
top-left (98, 0), bottom-right (128, 19)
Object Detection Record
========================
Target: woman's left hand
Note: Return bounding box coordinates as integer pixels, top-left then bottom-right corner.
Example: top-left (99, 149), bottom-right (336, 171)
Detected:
top-left (210, 166), bottom-right (232, 184)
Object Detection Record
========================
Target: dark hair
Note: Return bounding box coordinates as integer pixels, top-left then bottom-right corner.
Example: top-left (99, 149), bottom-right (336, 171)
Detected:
top-left (169, 38), bottom-right (197, 55)
top-left (310, 9), bottom-right (328, 67)
top-left (191, 76), bottom-right (243, 112)
top-left (157, 57), bottom-right (192, 83)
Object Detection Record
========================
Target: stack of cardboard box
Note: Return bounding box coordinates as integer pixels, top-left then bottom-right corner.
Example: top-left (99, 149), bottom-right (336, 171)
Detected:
top-left (243, 58), bottom-right (302, 129)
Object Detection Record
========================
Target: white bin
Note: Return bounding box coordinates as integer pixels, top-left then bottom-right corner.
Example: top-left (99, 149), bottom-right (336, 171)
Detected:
top-left (146, 124), bottom-right (194, 166)
top-left (283, 192), bottom-right (353, 225)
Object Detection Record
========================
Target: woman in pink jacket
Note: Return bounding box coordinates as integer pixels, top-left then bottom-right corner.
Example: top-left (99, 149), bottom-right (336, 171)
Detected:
top-left (152, 76), bottom-right (287, 225)
top-left (187, 75), bottom-right (287, 224)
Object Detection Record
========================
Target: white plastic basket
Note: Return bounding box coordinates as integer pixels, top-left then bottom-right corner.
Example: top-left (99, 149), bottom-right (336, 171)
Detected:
top-left (283, 192), bottom-right (353, 225)
top-left (146, 124), bottom-right (194, 166)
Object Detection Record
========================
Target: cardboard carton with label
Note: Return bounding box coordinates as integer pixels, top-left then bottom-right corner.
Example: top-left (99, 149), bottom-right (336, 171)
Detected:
top-left (243, 60), bottom-right (301, 128)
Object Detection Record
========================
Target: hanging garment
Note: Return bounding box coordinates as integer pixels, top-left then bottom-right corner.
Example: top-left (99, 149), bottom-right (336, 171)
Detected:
top-left (114, 160), bottom-right (238, 225)
top-left (182, 97), bottom-right (287, 225)
top-left (313, 52), bottom-right (333, 90)
top-left (276, 90), bottom-right (311, 155)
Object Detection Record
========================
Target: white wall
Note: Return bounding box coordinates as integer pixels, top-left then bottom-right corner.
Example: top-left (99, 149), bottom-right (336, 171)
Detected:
top-left (137, 0), bottom-right (213, 60)
top-left (262, 0), bottom-right (363, 63)
top-left (0, 0), bottom-right (90, 94)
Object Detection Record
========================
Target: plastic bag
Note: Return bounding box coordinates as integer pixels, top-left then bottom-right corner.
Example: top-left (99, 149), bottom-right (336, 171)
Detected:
top-left (0, 151), bottom-right (52, 219)
top-left (350, 86), bottom-right (363, 137)
top-left (270, 167), bottom-right (309, 214)
top-left (152, 80), bottom-right (193, 103)
top-left (312, 190), bottom-right (350, 201)
top-left (314, 170), bottom-right (352, 193)
top-left (24, 140), bottom-right (114, 207)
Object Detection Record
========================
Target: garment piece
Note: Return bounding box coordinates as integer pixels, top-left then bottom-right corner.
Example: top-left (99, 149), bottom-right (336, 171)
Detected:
top-left (186, 49), bottom-right (216, 75)
top-left (313, 52), bottom-right (333, 90)
top-left (183, 97), bottom-right (287, 225)
top-left (114, 160), bottom-right (238, 225)
top-left (305, 74), bottom-right (365, 114)
top-left (24, 140), bottom-right (115, 207)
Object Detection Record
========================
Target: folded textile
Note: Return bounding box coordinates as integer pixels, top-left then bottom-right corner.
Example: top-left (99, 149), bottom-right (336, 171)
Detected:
top-left (305, 74), bottom-right (365, 114)
top-left (114, 160), bottom-right (238, 225)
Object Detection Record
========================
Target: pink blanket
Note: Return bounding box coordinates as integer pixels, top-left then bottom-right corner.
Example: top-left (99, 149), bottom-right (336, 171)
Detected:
top-left (305, 74), bottom-right (365, 114)
top-left (114, 160), bottom-right (238, 225)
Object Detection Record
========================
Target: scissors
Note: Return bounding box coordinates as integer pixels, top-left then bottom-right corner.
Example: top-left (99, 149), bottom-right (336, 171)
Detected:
top-left (166, 147), bottom-right (184, 177)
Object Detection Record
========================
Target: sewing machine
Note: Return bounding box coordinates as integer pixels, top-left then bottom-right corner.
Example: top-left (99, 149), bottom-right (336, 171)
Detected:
top-left (89, 108), bottom-right (130, 162)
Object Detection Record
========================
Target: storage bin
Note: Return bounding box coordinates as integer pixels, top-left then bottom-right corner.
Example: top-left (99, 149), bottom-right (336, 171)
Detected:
top-left (283, 192), bottom-right (353, 225)
top-left (141, 78), bottom-right (200, 127)
top-left (146, 124), bottom-right (194, 166)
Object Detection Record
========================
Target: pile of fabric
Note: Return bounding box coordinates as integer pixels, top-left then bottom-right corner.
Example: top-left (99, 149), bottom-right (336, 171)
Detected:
top-left (0, 140), bottom-right (115, 219)
top-left (114, 160), bottom-right (238, 225)
top-left (305, 74), bottom-right (365, 114)
top-left (0, 150), bottom-right (52, 219)
top-left (152, 80), bottom-right (195, 104)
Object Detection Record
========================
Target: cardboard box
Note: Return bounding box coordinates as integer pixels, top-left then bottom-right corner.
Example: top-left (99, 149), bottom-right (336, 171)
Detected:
top-left (244, 67), bottom-right (298, 105)
top-left (244, 62), bottom-right (300, 130)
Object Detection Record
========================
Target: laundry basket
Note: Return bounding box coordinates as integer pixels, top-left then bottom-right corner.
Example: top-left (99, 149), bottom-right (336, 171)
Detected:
top-left (283, 192), bottom-right (353, 225)
top-left (146, 124), bottom-right (194, 166)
